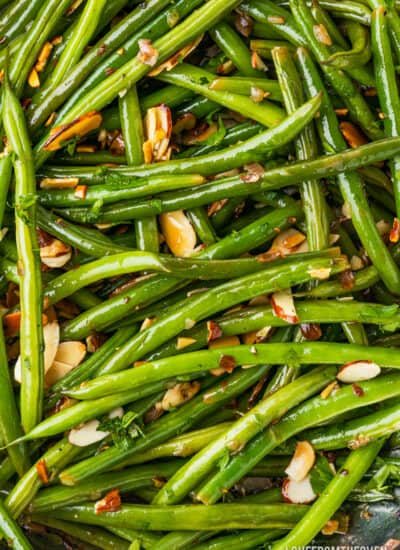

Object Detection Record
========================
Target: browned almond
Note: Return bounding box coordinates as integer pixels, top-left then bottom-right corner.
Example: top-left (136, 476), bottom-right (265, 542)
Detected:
top-left (149, 34), bottom-right (203, 76)
top-left (282, 476), bottom-right (316, 504)
top-left (161, 381), bottom-right (201, 410)
top-left (337, 360), bottom-right (381, 383)
top-left (340, 121), bottom-right (368, 149)
top-left (28, 68), bottom-right (40, 88)
top-left (271, 289), bottom-right (299, 324)
top-left (207, 320), bottom-right (223, 343)
top-left (390, 217), bottom-right (400, 243)
top-left (285, 441), bottom-right (315, 482)
top-left (313, 23), bottom-right (332, 45)
top-left (95, 489), bottom-right (121, 514)
top-left (176, 337), bottom-right (197, 350)
top-left (209, 335), bottom-right (240, 350)
top-left (159, 210), bottom-right (197, 257)
top-left (43, 111), bottom-right (102, 152)
top-left (300, 323), bottom-right (322, 341)
top-left (40, 177), bottom-right (79, 189)
top-left (138, 39), bottom-right (159, 66)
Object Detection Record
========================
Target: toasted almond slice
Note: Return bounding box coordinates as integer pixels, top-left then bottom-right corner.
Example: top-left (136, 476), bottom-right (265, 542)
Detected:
top-left (390, 217), bottom-right (400, 244)
top-left (40, 177), bottom-right (79, 189)
top-left (209, 335), bottom-right (241, 349)
top-left (376, 219), bottom-right (391, 236)
top-left (176, 337), bottom-right (197, 350)
top-left (138, 39), bottom-right (159, 66)
top-left (42, 251), bottom-right (72, 269)
top-left (285, 441), bottom-right (315, 482)
top-left (350, 255), bottom-right (364, 271)
top-left (160, 210), bottom-right (197, 257)
top-left (55, 341), bottom-right (86, 367)
top-left (282, 475), bottom-right (317, 504)
top-left (149, 34), bottom-right (204, 76)
top-left (337, 360), bottom-right (381, 383)
top-left (95, 489), bottom-right (121, 514)
top-left (320, 380), bottom-right (339, 399)
top-left (68, 407), bottom-right (122, 447)
top-left (140, 317), bottom-right (156, 331)
top-left (161, 381), bottom-right (201, 411)
top-left (40, 238), bottom-right (72, 269)
top-left (43, 111), bottom-right (102, 152)
top-left (271, 289), bottom-right (299, 324)
top-left (340, 121), bottom-right (368, 149)
top-left (68, 419), bottom-right (108, 447)
top-left (268, 228), bottom-right (306, 257)
top-left (36, 41), bottom-right (53, 72)
top-left (15, 320), bottom-right (60, 383)
top-left (308, 267), bottom-right (331, 280)
top-left (28, 68), bottom-right (40, 88)
top-left (313, 23), bottom-right (332, 45)
top-left (45, 360), bottom-right (75, 387)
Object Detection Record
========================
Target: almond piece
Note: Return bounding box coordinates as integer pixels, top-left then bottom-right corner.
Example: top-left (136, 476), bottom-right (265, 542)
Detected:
top-left (282, 475), bottom-right (317, 504)
top-left (68, 419), bottom-right (108, 447)
top-left (285, 441), bottom-right (315, 482)
top-left (271, 289), bottom-right (299, 324)
top-left (337, 360), bottom-right (381, 383)
top-left (15, 320), bottom-right (60, 383)
top-left (43, 111), bottom-right (102, 152)
top-left (159, 210), bottom-right (197, 257)
top-left (161, 381), bottom-right (201, 410)
top-left (176, 337), bottom-right (197, 350)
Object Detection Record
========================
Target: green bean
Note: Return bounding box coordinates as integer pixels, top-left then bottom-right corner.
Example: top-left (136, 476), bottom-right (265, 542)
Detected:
top-left (47, 0), bottom-right (108, 91)
top-left (156, 64), bottom-right (285, 127)
top-left (209, 21), bottom-right (262, 77)
top-left (371, 6), bottom-right (400, 219)
top-left (153, 366), bottom-right (336, 505)
top-left (42, 136), bottom-right (400, 223)
top-left (0, 499), bottom-right (32, 550)
top-left (3, 76), bottom-right (44, 433)
top-left (0, 154), bottom-right (12, 228)
top-left (120, 84), bottom-right (160, 256)
top-left (68, 338), bottom-right (400, 400)
top-left (30, 516), bottom-right (129, 550)
top-left (153, 531), bottom-right (214, 550)
top-left (5, 437), bottom-right (82, 519)
top-left (106, 526), bottom-right (161, 548)
top-left (296, 265), bottom-right (380, 298)
top-left (37, 206), bottom-right (130, 256)
top-left (311, 0), bottom-right (348, 49)
top-left (38, 174), bottom-right (206, 207)
top-left (59, 366), bottom-right (270, 484)
top-left (191, 530), bottom-right (284, 550)
top-left (296, 46), bottom-right (400, 295)
top-left (9, 0), bottom-right (72, 97)
top-left (278, 0), bottom-right (372, 25)
top-left (208, 76), bottom-right (283, 102)
top-left (272, 46), bottom-right (329, 251)
top-left (290, 0), bottom-right (382, 140)
top-left (0, 315), bottom-right (29, 476)
top-left (324, 21), bottom-right (371, 69)
top-left (272, 440), bottom-right (384, 549)
top-left (26, 0), bottom-right (180, 132)
top-left (39, 502), bottom-right (308, 531)
top-left (33, 0), bottom-right (250, 168)
top-left (196, 372), bottom-right (400, 503)
top-left (31, 461), bottom-right (184, 512)
top-left (187, 207), bottom-right (218, 246)
top-left (305, 401), bottom-right (400, 450)
top-left (251, 39), bottom-right (295, 60)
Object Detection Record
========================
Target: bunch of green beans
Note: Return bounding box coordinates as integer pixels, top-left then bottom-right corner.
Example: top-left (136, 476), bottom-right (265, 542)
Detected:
top-left (0, 0), bottom-right (400, 548)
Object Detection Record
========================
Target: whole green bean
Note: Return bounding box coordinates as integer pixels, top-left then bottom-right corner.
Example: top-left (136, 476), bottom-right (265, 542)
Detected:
top-left (191, 530), bottom-right (284, 550)
top-left (3, 77), bottom-right (44, 433)
top-left (324, 21), bottom-right (371, 68)
top-left (39, 502), bottom-right (308, 531)
top-left (0, 154), bottom-right (12, 228)
top-left (371, 6), bottom-right (400, 218)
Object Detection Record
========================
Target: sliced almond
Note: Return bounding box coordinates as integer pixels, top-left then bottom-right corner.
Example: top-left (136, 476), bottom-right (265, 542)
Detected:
top-left (68, 419), bottom-right (107, 447)
top-left (285, 441), bottom-right (315, 482)
top-left (176, 337), bottom-right (197, 350)
top-left (376, 219), bottom-right (391, 236)
top-left (40, 238), bottom-right (72, 269)
top-left (15, 320), bottom-right (60, 383)
top-left (282, 475), bottom-right (317, 504)
top-left (340, 121), bottom-right (368, 149)
top-left (308, 267), bottom-right (331, 280)
top-left (45, 361), bottom-right (74, 387)
top-left (271, 289), bottom-right (299, 324)
top-left (313, 23), bottom-right (332, 45)
top-left (28, 68), bottom-right (40, 88)
top-left (43, 111), bottom-right (102, 152)
top-left (149, 34), bottom-right (203, 76)
top-left (161, 381), bottom-right (201, 411)
top-left (143, 104), bottom-right (172, 163)
top-left (337, 360), bottom-right (381, 384)
top-left (95, 489), bottom-right (121, 514)
top-left (266, 228), bottom-right (306, 258)
top-left (159, 210), bottom-right (197, 257)
top-left (55, 341), bottom-right (86, 367)
top-left (40, 177), bottom-right (79, 189)
top-left (209, 335), bottom-right (241, 349)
